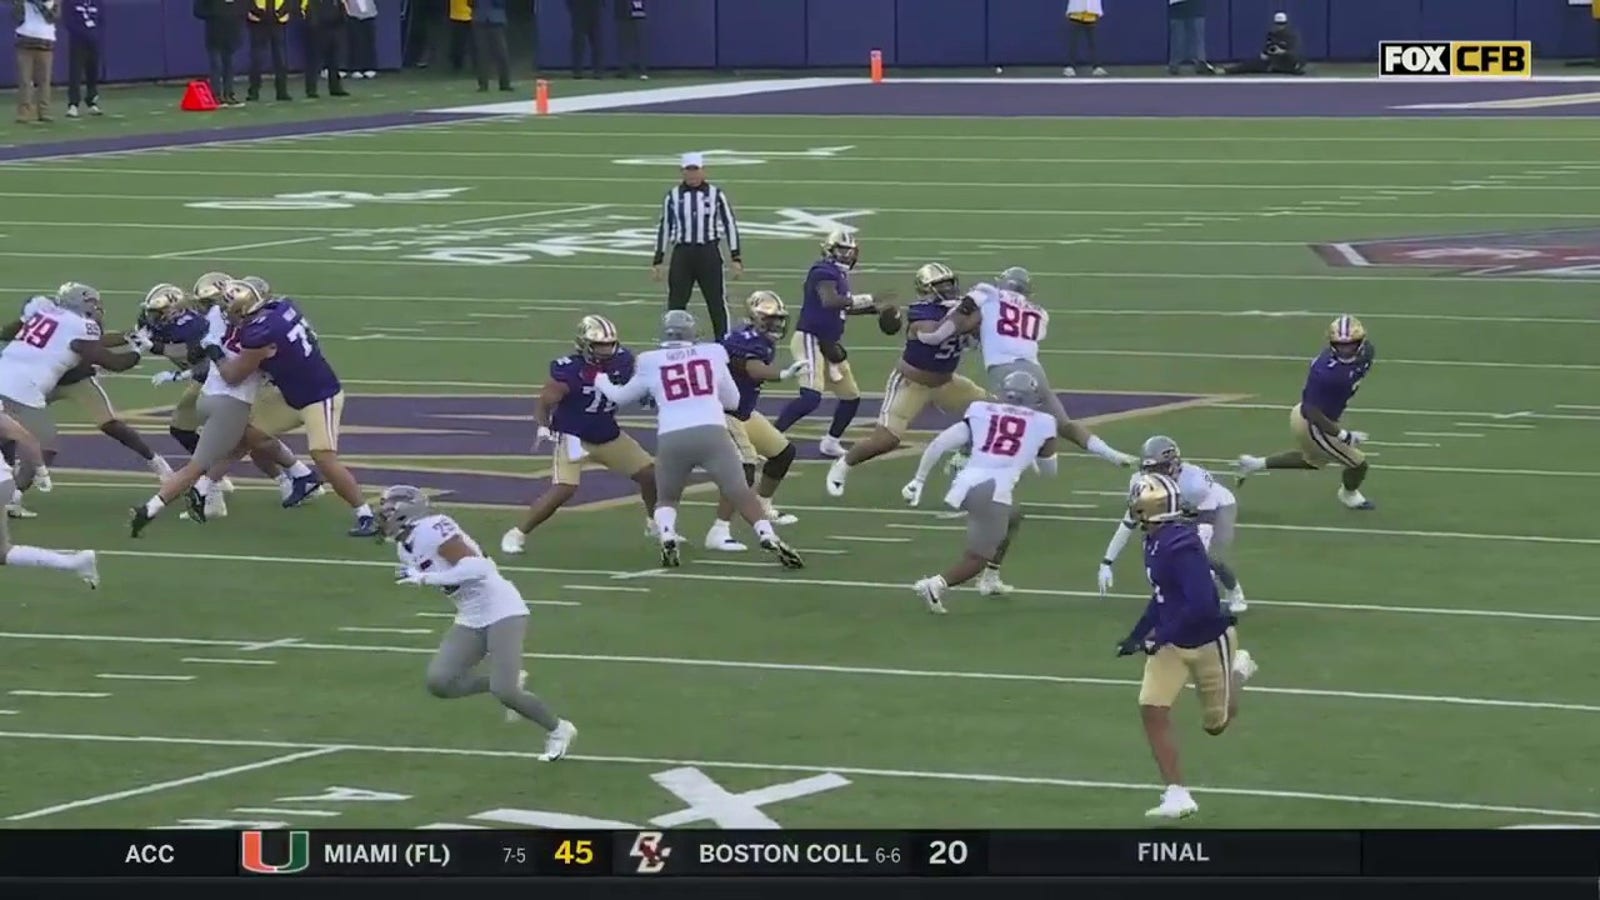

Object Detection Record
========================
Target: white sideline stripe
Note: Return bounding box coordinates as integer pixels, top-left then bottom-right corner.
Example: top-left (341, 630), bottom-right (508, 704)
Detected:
top-left (181, 657), bottom-right (276, 667)
top-left (1212, 402), bottom-right (1600, 425)
top-left (1556, 404), bottom-right (1600, 411)
top-left (0, 729), bottom-right (1594, 821)
top-left (338, 627), bottom-right (432, 635)
top-left (0, 630), bottom-right (1592, 715)
top-left (1406, 431), bottom-right (1485, 438)
top-left (884, 518), bottom-right (1600, 547)
top-left (95, 674), bottom-right (195, 682)
top-left (233, 807), bottom-right (343, 817)
top-left (830, 535), bottom-right (911, 544)
top-left (3, 747), bottom-right (344, 821)
top-left (76, 547), bottom-right (1600, 622)
top-left (1467, 422), bottom-right (1537, 430)
top-left (0, 711), bottom-right (17, 715)
top-left (560, 585), bottom-right (645, 595)
top-left (306, 125), bottom-right (1600, 143)
top-left (8, 690), bottom-right (109, 698)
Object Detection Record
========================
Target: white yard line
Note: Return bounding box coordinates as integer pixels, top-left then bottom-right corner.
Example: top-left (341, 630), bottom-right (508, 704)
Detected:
top-left (561, 585), bottom-right (646, 594)
top-left (0, 630), bottom-right (1594, 717)
top-left (3, 747), bottom-right (345, 822)
top-left (830, 535), bottom-right (911, 543)
top-left (95, 674), bottom-right (195, 682)
top-left (1211, 402), bottom-right (1599, 425)
top-left (1406, 431), bottom-right (1486, 439)
top-left (181, 657), bottom-right (276, 667)
top-left (8, 690), bottom-right (110, 698)
top-left (1468, 422), bottom-right (1537, 430)
top-left (1362, 441), bottom-right (1439, 449)
top-left (338, 626), bottom-right (433, 635)
top-left (0, 729), bottom-right (1593, 822)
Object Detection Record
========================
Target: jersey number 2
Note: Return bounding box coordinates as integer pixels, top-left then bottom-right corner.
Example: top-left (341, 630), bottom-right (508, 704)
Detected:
top-left (996, 302), bottom-right (1042, 341)
top-left (17, 315), bottom-right (59, 349)
top-left (979, 414), bottom-right (1027, 457)
top-left (661, 359), bottom-right (715, 401)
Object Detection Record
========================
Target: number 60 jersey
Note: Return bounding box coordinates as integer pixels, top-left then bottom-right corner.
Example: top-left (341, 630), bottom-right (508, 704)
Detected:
top-left (607, 342), bottom-right (740, 434)
top-left (946, 400), bottom-right (1057, 508)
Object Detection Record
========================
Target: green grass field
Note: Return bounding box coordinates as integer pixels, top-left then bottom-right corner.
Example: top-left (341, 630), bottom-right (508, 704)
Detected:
top-left (1, 103), bottom-right (1598, 831)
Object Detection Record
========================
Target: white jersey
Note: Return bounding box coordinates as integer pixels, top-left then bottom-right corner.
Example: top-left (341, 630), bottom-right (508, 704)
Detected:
top-left (968, 281), bottom-right (1049, 368)
top-left (0, 299), bottom-right (98, 408)
top-left (945, 401), bottom-right (1056, 507)
top-left (202, 305), bottom-right (228, 347)
top-left (621, 342), bottom-right (739, 435)
top-left (1127, 461), bottom-right (1235, 513)
top-left (201, 322), bottom-right (262, 403)
top-left (397, 514), bottom-right (529, 628)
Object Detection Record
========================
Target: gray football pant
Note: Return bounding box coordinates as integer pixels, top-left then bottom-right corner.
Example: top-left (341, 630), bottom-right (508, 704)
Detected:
top-left (194, 394), bottom-right (252, 470)
top-left (654, 423), bottom-right (749, 505)
top-left (425, 614), bottom-right (560, 730)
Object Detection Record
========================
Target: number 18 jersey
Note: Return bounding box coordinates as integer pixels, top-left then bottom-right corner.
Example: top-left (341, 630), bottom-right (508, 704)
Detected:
top-left (0, 299), bottom-right (98, 408)
top-left (968, 282), bottom-right (1049, 368)
top-left (946, 400), bottom-right (1056, 507)
top-left (635, 342), bottom-right (739, 434)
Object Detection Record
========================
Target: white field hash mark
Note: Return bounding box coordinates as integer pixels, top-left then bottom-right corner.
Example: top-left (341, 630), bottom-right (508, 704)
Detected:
top-left (0, 729), bottom-right (1594, 823)
top-left (0, 630), bottom-right (1594, 716)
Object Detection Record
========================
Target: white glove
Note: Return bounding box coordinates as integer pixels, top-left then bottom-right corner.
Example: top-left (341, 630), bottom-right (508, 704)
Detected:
top-left (1113, 451), bottom-right (1138, 467)
top-left (900, 479), bottom-right (924, 506)
top-left (780, 360), bottom-right (810, 381)
top-left (126, 329), bottom-right (153, 354)
top-left (848, 293), bottom-right (875, 311)
top-left (533, 425), bottom-right (554, 451)
top-left (150, 370), bottom-right (184, 387)
top-left (1097, 564), bottom-right (1114, 596)
top-left (594, 373), bottom-right (613, 391)
top-left (394, 566), bottom-right (426, 586)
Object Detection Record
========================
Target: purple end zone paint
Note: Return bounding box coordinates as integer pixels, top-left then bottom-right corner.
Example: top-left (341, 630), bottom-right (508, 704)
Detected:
top-left (55, 391), bottom-right (1197, 509)
top-left (600, 81), bottom-right (1600, 118)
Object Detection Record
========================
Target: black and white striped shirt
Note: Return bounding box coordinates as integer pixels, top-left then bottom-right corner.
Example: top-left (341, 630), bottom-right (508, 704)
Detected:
top-left (652, 182), bottom-right (742, 265)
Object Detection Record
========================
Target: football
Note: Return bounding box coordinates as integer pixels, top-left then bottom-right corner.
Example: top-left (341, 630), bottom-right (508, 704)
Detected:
top-left (877, 304), bottom-right (904, 335)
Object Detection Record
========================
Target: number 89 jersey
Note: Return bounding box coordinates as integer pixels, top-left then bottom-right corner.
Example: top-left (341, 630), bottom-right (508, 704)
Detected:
top-left (945, 401), bottom-right (1056, 507)
top-left (968, 282), bottom-right (1048, 368)
top-left (0, 297), bottom-right (98, 408)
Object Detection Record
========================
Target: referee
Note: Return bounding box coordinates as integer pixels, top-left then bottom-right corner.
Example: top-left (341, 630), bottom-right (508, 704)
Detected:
top-left (651, 152), bottom-right (743, 338)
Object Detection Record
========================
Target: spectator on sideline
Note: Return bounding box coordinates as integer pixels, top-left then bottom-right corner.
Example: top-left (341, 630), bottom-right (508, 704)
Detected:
top-left (568, 0), bottom-right (602, 79)
top-left (614, 0), bottom-right (645, 80)
top-left (1063, 0), bottom-right (1105, 77)
top-left (345, 0), bottom-right (378, 78)
top-left (64, 0), bottom-right (102, 117)
top-left (12, 0), bottom-right (58, 123)
top-left (402, 0), bottom-right (443, 68)
top-left (447, 0), bottom-right (473, 72)
top-left (473, 0), bottom-right (511, 92)
top-left (246, 0), bottom-right (291, 102)
top-left (529, 0), bottom-right (542, 75)
top-left (1221, 12), bottom-right (1304, 75)
top-left (195, 0), bottom-right (246, 108)
top-left (1166, 0), bottom-right (1214, 75)
top-left (301, 0), bottom-right (349, 98)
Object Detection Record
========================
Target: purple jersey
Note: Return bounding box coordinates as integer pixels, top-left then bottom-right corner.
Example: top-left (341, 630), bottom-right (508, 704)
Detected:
top-left (150, 309), bottom-right (207, 348)
top-left (723, 325), bottom-right (776, 420)
top-left (238, 298), bottom-right (342, 409)
top-left (1300, 348), bottom-right (1372, 422)
top-left (796, 258), bottom-right (851, 342)
top-left (899, 297), bottom-right (970, 374)
top-left (1125, 523), bottom-right (1233, 650)
top-left (549, 347), bottom-right (636, 444)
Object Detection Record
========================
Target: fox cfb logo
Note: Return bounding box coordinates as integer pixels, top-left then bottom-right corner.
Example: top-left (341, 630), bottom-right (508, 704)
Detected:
top-left (1379, 41), bottom-right (1533, 77)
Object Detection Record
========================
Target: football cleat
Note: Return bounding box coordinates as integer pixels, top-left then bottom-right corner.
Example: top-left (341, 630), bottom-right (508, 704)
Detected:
top-left (644, 517), bottom-right (660, 538)
top-left (913, 576), bottom-right (948, 614)
top-left (204, 489), bottom-right (228, 520)
top-left (1145, 787), bottom-right (1199, 820)
top-left (1337, 488), bottom-right (1375, 511)
top-left (348, 515), bottom-right (380, 538)
top-left (704, 524), bottom-right (747, 553)
top-left (34, 465), bottom-right (52, 493)
top-left (1232, 648), bottom-right (1258, 683)
top-left (761, 536), bottom-right (804, 570)
top-left (977, 569), bottom-right (1014, 596)
top-left (1224, 583), bottom-right (1247, 614)
top-left (129, 505), bottom-right (154, 538)
top-left (539, 719), bottom-right (577, 762)
top-left (1234, 454), bottom-right (1266, 485)
top-left (74, 550), bottom-right (100, 589)
top-left (824, 458), bottom-right (849, 497)
top-left (282, 472), bottom-right (324, 508)
top-left (183, 487), bottom-right (208, 524)
top-left (660, 535), bottom-right (682, 568)
top-left (500, 528), bottom-right (527, 555)
top-left (218, 476), bottom-right (236, 493)
top-left (818, 435), bottom-right (847, 458)
top-left (761, 500), bottom-right (798, 526)
top-left (6, 493), bottom-right (36, 519)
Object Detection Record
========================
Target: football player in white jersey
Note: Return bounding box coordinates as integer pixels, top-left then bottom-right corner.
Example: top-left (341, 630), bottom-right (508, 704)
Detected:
top-left (0, 283), bottom-right (143, 510)
top-left (597, 310), bottom-right (803, 570)
top-left (1099, 436), bottom-right (1246, 613)
top-left (382, 485), bottom-right (577, 761)
top-left (0, 411), bottom-right (98, 587)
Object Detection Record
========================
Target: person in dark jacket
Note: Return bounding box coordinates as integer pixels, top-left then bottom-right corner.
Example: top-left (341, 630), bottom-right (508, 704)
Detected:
top-left (1222, 12), bottom-right (1305, 75)
top-left (194, 0), bottom-right (246, 106)
top-left (567, 0), bottom-right (601, 79)
top-left (613, 0), bottom-right (645, 79)
top-left (472, 0), bottom-right (511, 92)
top-left (64, 0), bottom-right (102, 117)
top-left (301, 0), bottom-right (349, 98)
top-left (246, 0), bottom-right (291, 102)
top-left (1165, 0), bottom-right (1214, 76)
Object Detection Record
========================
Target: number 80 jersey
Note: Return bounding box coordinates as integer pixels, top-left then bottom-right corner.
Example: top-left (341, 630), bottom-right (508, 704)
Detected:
top-left (946, 400), bottom-right (1057, 507)
top-left (968, 282), bottom-right (1049, 368)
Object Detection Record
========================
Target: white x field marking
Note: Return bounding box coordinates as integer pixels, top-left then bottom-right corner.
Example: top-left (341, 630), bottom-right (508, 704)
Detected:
top-left (0, 729), bottom-right (1593, 823)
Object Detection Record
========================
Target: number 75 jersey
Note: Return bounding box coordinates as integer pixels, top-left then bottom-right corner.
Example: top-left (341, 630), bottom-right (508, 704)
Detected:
top-left (946, 401), bottom-right (1057, 507)
top-left (969, 282), bottom-right (1049, 368)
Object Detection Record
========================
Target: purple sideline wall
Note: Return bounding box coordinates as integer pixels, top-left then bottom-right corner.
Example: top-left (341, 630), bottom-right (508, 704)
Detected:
top-left (2, 1), bottom-right (402, 90)
top-left (3, 1), bottom-right (1592, 88)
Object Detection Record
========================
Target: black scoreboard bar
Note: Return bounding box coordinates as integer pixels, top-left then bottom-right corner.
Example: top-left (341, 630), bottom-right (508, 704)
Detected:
top-left (0, 830), bottom-right (1595, 878)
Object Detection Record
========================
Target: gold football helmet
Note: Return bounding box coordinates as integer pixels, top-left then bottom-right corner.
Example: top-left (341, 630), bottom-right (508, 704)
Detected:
top-left (913, 263), bottom-right (961, 302)
top-left (140, 284), bottom-right (188, 324)
top-left (575, 314), bottom-right (619, 362)
top-left (221, 279), bottom-right (268, 323)
top-left (193, 271), bottom-right (234, 306)
top-left (1127, 472), bottom-right (1189, 529)
top-left (746, 291), bottom-right (789, 340)
top-left (1327, 314), bottom-right (1368, 363)
top-left (821, 229), bottom-right (860, 270)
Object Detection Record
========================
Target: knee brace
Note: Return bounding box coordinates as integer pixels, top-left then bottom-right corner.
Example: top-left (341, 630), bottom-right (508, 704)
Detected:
top-left (762, 443), bottom-right (797, 482)
top-left (168, 427), bottom-right (201, 454)
top-left (742, 463), bottom-right (756, 487)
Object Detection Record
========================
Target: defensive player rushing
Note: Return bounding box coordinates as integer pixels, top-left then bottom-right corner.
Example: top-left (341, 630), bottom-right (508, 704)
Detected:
top-left (0, 284), bottom-right (144, 515)
top-left (704, 291), bottom-right (808, 553)
top-left (772, 231), bottom-right (883, 457)
top-left (1099, 436), bottom-right (1247, 614)
top-left (382, 485), bottom-right (577, 762)
top-left (0, 285), bottom-right (170, 505)
top-left (825, 263), bottom-right (985, 497)
top-left (595, 310), bottom-right (803, 570)
top-left (0, 411), bottom-right (98, 586)
top-left (501, 315), bottom-right (659, 555)
top-left (1117, 471), bottom-right (1258, 819)
top-left (1237, 315), bottom-right (1376, 510)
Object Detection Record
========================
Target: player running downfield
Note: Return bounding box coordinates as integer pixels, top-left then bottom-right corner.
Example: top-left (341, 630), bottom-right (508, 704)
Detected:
top-left (1099, 436), bottom-right (1247, 614)
top-left (501, 315), bottom-right (659, 555)
top-left (705, 291), bottom-right (809, 553)
top-left (595, 310), bottom-right (803, 570)
top-left (825, 263), bottom-right (987, 498)
top-left (1236, 315), bottom-right (1377, 510)
top-left (382, 485), bottom-right (577, 762)
top-left (1116, 471), bottom-right (1258, 820)
top-left (0, 411), bottom-right (97, 587)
